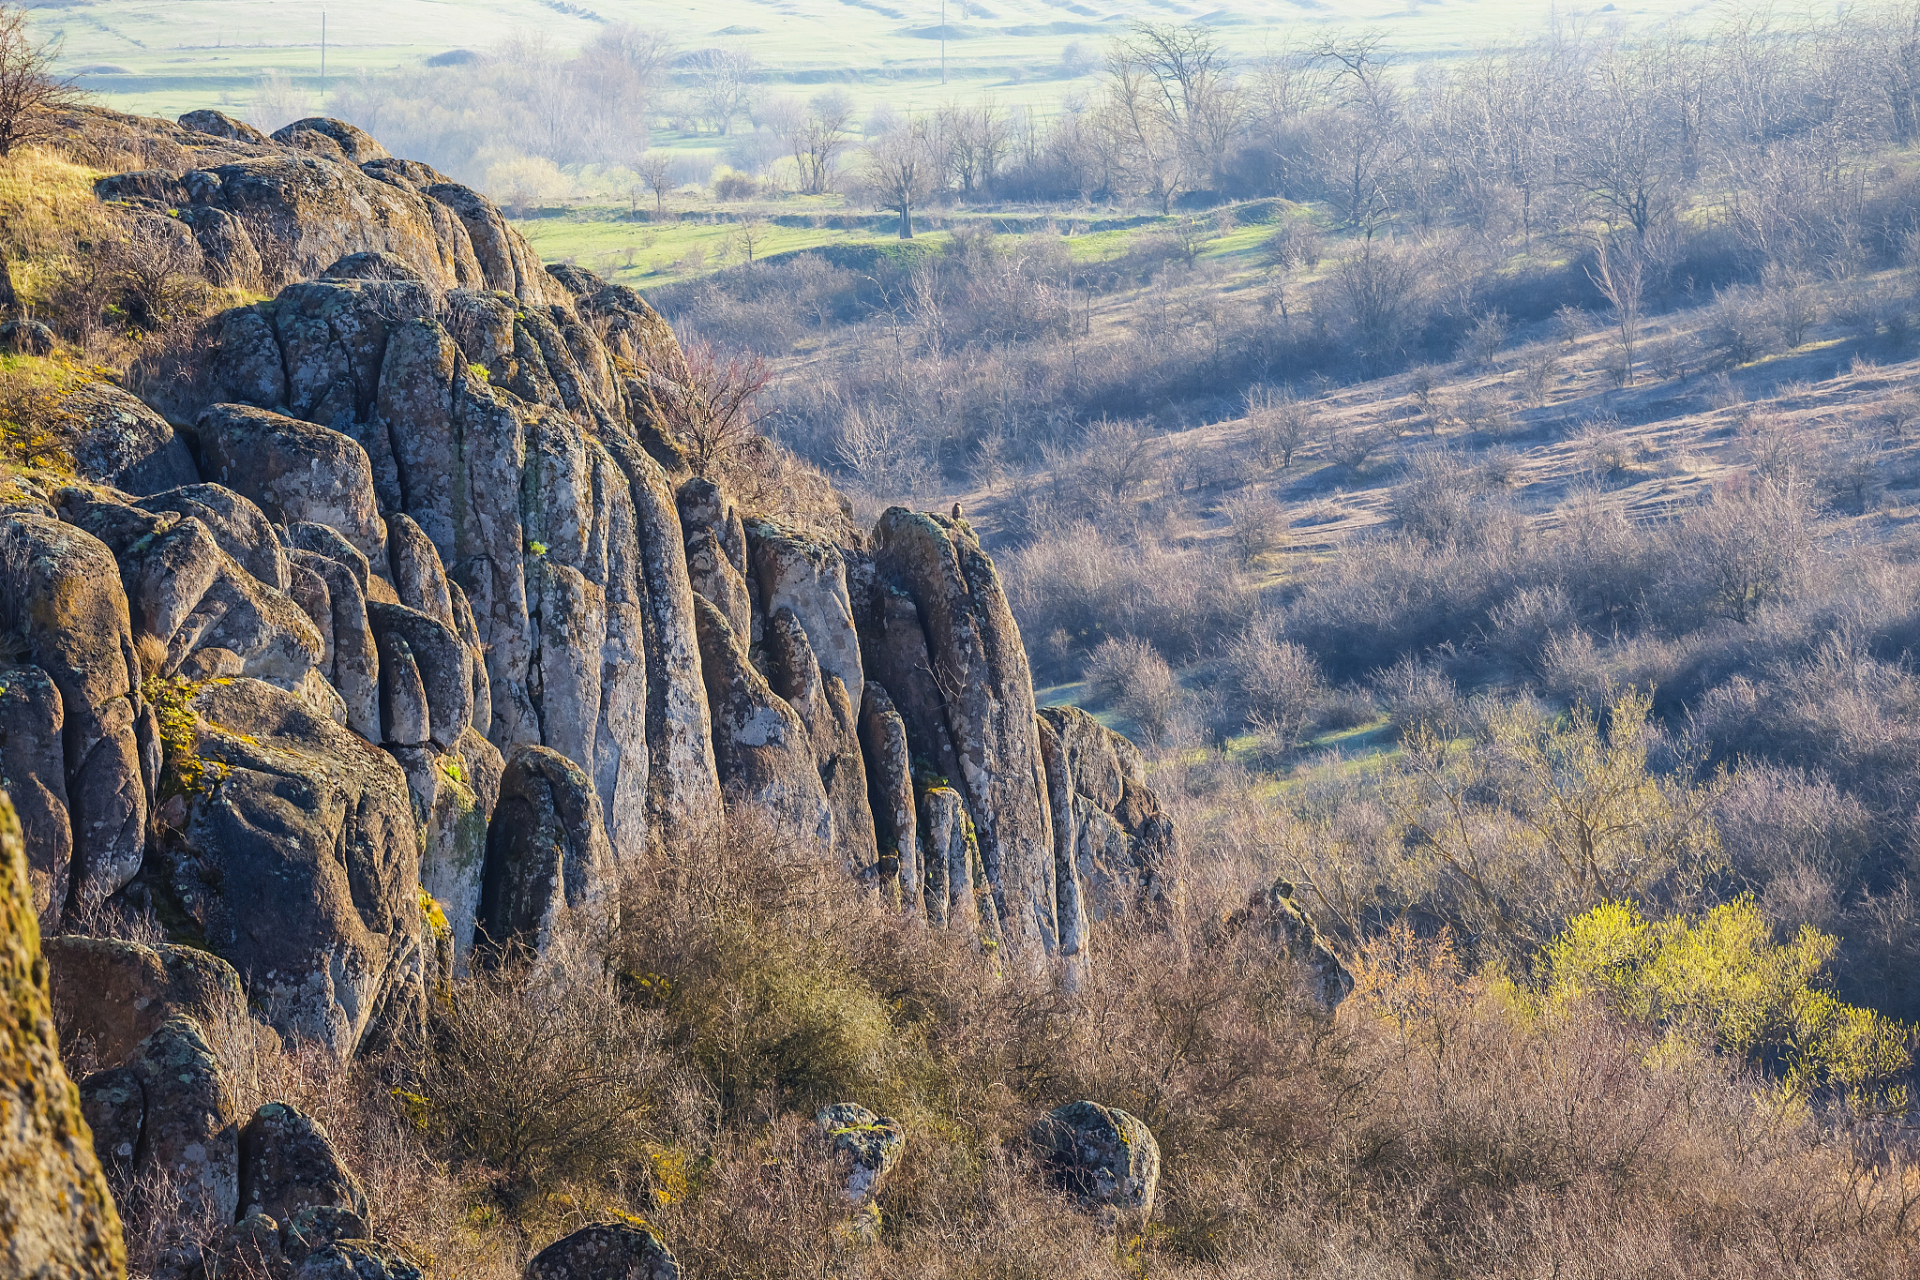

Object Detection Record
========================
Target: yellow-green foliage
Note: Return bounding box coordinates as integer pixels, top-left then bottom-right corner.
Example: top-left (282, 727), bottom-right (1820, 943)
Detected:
top-left (1545, 897), bottom-right (1915, 1102)
top-left (0, 352), bottom-right (116, 478)
top-left (141, 673), bottom-right (228, 799)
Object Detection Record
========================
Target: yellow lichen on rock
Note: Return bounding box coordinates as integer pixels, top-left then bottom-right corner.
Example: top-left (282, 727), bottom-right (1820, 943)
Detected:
top-left (0, 787), bottom-right (128, 1279)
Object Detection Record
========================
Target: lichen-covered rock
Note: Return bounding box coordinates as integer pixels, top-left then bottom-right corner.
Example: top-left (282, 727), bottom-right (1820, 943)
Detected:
top-left (65, 380), bottom-right (199, 495)
top-left (290, 548), bottom-right (379, 741)
top-left (0, 664), bottom-right (71, 930)
top-left (179, 108), bottom-right (270, 145)
top-left (745, 518), bottom-right (863, 710)
top-left (77, 1067), bottom-right (143, 1194)
top-left (282, 1206), bottom-right (371, 1267)
top-left (388, 740), bottom-right (492, 971)
top-left (0, 512), bottom-right (148, 919)
top-left (239, 1101), bottom-right (368, 1224)
top-left (815, 1103), bottom-right (905, 1206)
top-left (130, 1013), bottom-right (240, 1224)
top-left (920, 786), bottom-right (991, 939)
top-left (150, 678), bottom-right (424, 1056)
top-left (858, 682), bottom-right (920, 912)
top-left (684, 525), bottom-right (752, 639)
top-left (191, 403), bottom-right (386, 569)
top-left (0, 788), bottom-right (127, 1279)
top-left (272, 117), bottom-right (390, 162)
top-left (137, 483), bottom-right (290, 590)
top-left (765, 607), bottom-right (877, 878)
top-left (692, 595), bottom-right (833, 854)
top-left (45, 935), bottom-right (246, 1067)
top-left (478, 745), bottom-right (615, 958)
top-left (1031, 1100), bottom-right (1159, 1219)
top-left (425, 181), bottom-right (559, 306)
top-left (385, 513), bottom-right (454, 629)
top-left (870, 509), bottom-right (1056, 970)
top-left (294, 1239), bottom-right (423, 1280)
top-left (1225, 879), bottom-right (1353, 1013)
top-left (204, 1212), bottom-right (289, 1280)
top-left (367, 602), bottom-right (472, 748)
top-left (524, 1221), bottom-right (680, 1280)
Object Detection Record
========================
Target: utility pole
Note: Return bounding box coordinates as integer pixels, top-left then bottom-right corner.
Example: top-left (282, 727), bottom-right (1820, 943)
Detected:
top-left (941, 0), bottom-right (946, 84)
top-left (321, 10), bottom-right (327, 97)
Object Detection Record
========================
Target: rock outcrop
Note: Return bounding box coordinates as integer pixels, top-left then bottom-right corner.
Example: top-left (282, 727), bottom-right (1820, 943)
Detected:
top-left (45, 935), bottom-right (246, 1066)
top-left (1224, 879), bottom-right (1354, 1013)
top-left (0, 788), bottom-right (127, 1279)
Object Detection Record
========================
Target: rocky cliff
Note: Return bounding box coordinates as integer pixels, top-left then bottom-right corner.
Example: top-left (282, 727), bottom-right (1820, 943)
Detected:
top-left (1, 110), bottom-right (1186, 1067)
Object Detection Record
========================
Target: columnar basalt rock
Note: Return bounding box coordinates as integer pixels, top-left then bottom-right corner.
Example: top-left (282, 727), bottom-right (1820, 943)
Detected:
top-left (1036, 704), bottom-right (1179, 932)
top-left (765, 607), bottom-right (878, 878)
top-left (0, 664), bottom-right (71, 930)
top-left (857, 682), bottom-right (920, 911)
top-left (0, 512), bottom-right (148, 921)
top-left (745, 517), bottom-right (864, 709)
top-left (871, 509), bottom-right (1056, 969)
top-left (0, 788), bottom-right (127, 1280)
top-left (479, 745), bottom-right (616, 958)
top-left (190, 403), bottom-right (388, 569)
top-left (693, 595), bottom-right (834, 854)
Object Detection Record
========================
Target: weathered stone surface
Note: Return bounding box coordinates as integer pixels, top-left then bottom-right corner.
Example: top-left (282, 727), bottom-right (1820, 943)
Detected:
top-left (291, 548), bottom-right (379, 741)
top-left (45, 935), bottom-right (246, 1068)
top-left (204, 1213), bottom-right (290, 1280)
top-left (857, 583), bottom-right (962, 796)
top-left (65, 380), bottom-right (199, 495)
top-left (524, 1222), bottom-right (680, 1280)
top-left (426, 182), bottom-right (559, 306)
top-left (1031, 1100), bottom-right (1159, 1218)
top-left (137, 483), bottom-right (290, 590)
top-left (385, 513), bottom-right (454, 629)
top-left (273, 117), bottom-right (391, 162)
top-left (389, 742), bottom-right (490, 971)
top-left (367, 602), bottom-right (472, 748)
top-left (920, 786), bottom-right (989, 938)
top-left (375, 628), bottom-right (429, 746)
top-left (600, 435), bottom-right (720, 850)
top-left (684, 526), bottom-right (752, 639)
top-left (0, 665), bottom-right (70, 930)
top-left (479, 745), bottom-right (614, 957)
top-left (0, 513), bottom-right (147, 918)
top-left (527, 556), bottom-right (605, 776)
top-left (191, 403), bottom-right (386, 568)
top-left (871, 509), bottom-right (1055, 970)
top-left (282, 1206), bottom-right (370, 1267)
top-left (1225, 879), bottom-right (1353, 1014)
top-left (693, 595), bottom-right (833, 854)
top-left (288, 560), bottom-right (335, 675)
top-left (151, 678), bottom-right (424, 1056)
top-left (288, 522), bottom-right (370, 591)
top-left (212, 305), bottom-right (288, 410)
top-left (77, 1067), bottom-right (143, 1193)
top-left (131, 1013), bottom-right (240, 1224)
top-left (858, 682), bottom-right (919, 913)
top-left (815, 1102), bottom-right (905, 1206)
top-left (765, 608), bottom-right (877, 878)
top-left (1038, 707), bottom-right (1177, 925)
top-left (745, 518), bottom-right (863, 710)
top-left (294, 1239), bottom-right (423, 1280)
top-left (179, 108), bottom-right (270, 144)
top-left (240, 1101), bottom-right (368, 1224)
top-left (0, 789), bottom-right (127, 1280)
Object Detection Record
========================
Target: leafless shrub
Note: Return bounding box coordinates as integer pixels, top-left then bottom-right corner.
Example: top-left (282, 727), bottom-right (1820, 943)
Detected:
top-left (1086, 634), bottom-right (1186, 743)
top-left (0, 4), bottom-right (88, 157)
top-left (1219, 487), bottom-right (1287, 565)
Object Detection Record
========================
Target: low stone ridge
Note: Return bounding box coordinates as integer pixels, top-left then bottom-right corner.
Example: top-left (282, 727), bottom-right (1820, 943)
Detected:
top-left (524, 1221), bottom-right (681, 1280)
top-left (1031, 1100), bottom-right (1160, 1219)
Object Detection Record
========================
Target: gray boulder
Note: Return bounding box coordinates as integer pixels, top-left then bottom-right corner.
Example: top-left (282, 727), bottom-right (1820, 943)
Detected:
top-left (0, 665), bottom-right (70, 930)
top-left (131, 1014), bottom-right (241, 1224)
top-left (239, 1101), bottom-right (368, 1224)
top-left (524, 1222), bottom-right (680, 1280)
top-left (816, 1102), bottom-right (905, 1206)
top-left (745, 517), bottom-right (863, 709)
top-left (65, 380), bottom-right (199, 495)
top-left (1031, 1100), bottom-right (1159, 1219)
top-left (45, 935), bottom-right (246, 1067)
top-left (858, 682), bottom-right (920, 912)
top-left (191, 403), bottom-right (386, 569)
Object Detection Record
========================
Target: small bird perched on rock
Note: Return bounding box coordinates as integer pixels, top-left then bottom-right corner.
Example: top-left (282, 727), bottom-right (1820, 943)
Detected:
top-left (952, 502), bottom-right (964, 520)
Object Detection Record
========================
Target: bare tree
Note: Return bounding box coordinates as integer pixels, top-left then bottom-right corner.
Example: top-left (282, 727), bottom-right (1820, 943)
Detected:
top-left (788, 90), bottom-right (854, 195)
top-left (637, 152), bottom-right (675, 215)
top-left (1303, 34), bottom-right (1408, 234)
top-left (0, 5), bottom-right (83, 156)
top-left (1587, 232), bottom-right (1647, 385)
top-left (690, 46), bottom-right (756, 136)
top-left (864, 120), bottom-right (941, 239)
